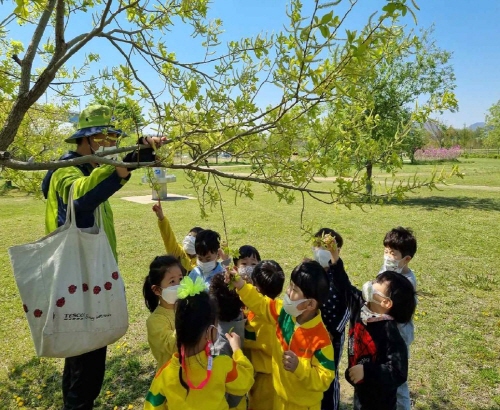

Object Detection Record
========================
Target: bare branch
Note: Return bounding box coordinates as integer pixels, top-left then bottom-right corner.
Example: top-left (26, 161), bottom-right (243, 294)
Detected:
top-left (19, 0), bottom-right (57, 95)
top-left (0, 143), bottom-right (161, 170)
top-left (1, 156), bottom-right (157, 171)
top-left (170, 163), bottom-right (332, 196)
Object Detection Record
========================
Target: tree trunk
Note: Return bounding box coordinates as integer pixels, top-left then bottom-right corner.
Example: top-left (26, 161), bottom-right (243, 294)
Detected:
top-left (365, 161), bottom-right (373, 195)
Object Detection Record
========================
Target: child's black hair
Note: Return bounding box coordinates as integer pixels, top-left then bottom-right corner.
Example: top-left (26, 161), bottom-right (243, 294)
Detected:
top-left (376, 271), bottom-right (417, 323)
top-left (175, 291), bottom-right (218, 394)
top-left (209, 273), bottom-right (244, 322)
top-left (142, 255), bottom-right (183, 313)
top-left (233, 245), bottom-right (261, 266)
top-left (290, 260), bottom-right (330, 306)
top-left (383, 227), bottom-right (417, 258)
top-left (314, 227), bottom-right (344, 249)
top-left (194, 229), bottom-right (221, 256)
top-left (252, 260), bottom-right (285, 299)
top-left (189, 227), bottom-right (204, 235)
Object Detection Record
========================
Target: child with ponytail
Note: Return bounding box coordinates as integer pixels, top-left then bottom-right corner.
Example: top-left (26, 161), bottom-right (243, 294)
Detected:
top-left (143, 255), bottom-right (184, 370)
top-left (144, 276), bottom-right (254, 410)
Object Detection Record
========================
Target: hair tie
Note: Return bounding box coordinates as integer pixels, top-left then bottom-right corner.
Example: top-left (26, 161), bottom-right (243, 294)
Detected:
top-left (178, 276), bottom-right (206, 299)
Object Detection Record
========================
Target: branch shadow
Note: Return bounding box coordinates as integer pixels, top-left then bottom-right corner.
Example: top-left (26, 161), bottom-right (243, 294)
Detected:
top-left (390, 196), bottom-right (500, 212)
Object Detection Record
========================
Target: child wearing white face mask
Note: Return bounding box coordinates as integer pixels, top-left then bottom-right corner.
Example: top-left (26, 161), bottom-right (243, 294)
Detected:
top-left (378, 227), bottom-right (418, 410)
top-left (152, 202), bottom-right (204, 272)
top-left (143, 255), bottom-right (185, 370)
top-left (312, 228), bottom-right (349, 410)
top-left (228, 260), bottom-right (335, 410)
top-left (326, 241), bottom-right (417, 410)
top-left (233, 245), bottom-right (261, 283)
top-left (188, 229), bottom-right (226, 288)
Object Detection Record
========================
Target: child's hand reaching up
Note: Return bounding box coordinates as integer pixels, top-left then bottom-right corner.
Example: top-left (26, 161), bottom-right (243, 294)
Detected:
top-left (224, 266), bottom-right (245, 291)
top-left (282, 350), bottom-right (299, 372)
top-left (323, 234), bottom-right (340, 264)
top-left (348, 364), bottom-right (364, 384)
top-left (226, 332), bottom-right (242, 353)
top-left (152, 201), bottom-right (164, 221)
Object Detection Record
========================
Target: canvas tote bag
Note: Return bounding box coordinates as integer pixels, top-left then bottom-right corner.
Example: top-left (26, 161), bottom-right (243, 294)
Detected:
top-left (8, 183), bottom-right (129, 357)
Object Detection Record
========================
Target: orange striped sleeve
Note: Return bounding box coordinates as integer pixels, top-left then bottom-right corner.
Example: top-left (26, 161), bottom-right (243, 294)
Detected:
top-left (225, 359), bottom-right (239, 383)
top-left (269, 299), bottom-right (279, 321)
top-left (154, 356), bottom-right (173, 378)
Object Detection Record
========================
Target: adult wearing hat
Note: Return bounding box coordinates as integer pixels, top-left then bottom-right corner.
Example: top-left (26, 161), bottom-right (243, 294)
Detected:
top-left (42, 104), bottom-right (163, 410)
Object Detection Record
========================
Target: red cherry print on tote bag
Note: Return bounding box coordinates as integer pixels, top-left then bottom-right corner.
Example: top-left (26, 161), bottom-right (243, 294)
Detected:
top-left (93, 286), bottom-right (101, 295)
top-left (68, 285), bottom-right (77, 294)
top-left (82, 283), bottom-right (89, 292)
top-left (112, 271), bottom-right (119, 280)
top-left (104, 282), bottom-right (112, 291)
top-left (56, 297), bottom-right (65, 307)
top-left (34, 309), bottom-right (43, 318)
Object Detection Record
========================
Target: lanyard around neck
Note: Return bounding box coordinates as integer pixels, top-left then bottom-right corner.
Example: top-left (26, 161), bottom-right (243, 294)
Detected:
top-left (180, 343), bottom-right (213, 390)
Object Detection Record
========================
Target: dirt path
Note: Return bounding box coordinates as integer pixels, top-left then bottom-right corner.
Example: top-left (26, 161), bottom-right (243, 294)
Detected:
top-left (209, 171), bottom-right (500, 192)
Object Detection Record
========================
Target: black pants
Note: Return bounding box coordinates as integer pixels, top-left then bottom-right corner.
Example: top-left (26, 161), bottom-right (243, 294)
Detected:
top-left (322, 331), bottom-right (345, 410)
top-left (62, 346), bottom-right (107, 410)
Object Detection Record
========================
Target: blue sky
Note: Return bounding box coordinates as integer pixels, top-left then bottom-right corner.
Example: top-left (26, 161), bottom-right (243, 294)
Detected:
top-left (2, 0), bottom-right (499, 128)
top-left (203, 0), bottom-right (500, 128)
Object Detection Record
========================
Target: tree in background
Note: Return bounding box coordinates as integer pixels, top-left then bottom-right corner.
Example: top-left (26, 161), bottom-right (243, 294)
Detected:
top-left (425, 119), bottom-right (448, 148)
top-left (1, 0), bottom-right (459, 212)
top-left (326, 26), bottom-right (457, 193)
top-left (484, 100), bottom-right (500, 152)
top-left (402, 122), bottom-right (426, 163)
top-left (0, 101), bottom-right (71, 194)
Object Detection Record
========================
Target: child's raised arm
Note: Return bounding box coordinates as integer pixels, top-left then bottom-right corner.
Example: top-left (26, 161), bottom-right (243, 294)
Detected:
top-left (327, 256), bottom-right (364, 315)
top-left (152, 203), bottom-right (193, 272)
top-left (152, 201), bottom-right (165, 221)
top-left (225, 269), bottom-right (279, 325)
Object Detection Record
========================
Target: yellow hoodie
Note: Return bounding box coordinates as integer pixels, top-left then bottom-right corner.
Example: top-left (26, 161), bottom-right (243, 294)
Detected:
top-left (157, 217), bottom-right (196, 272)
top-left (144, 349), bottom-right (254, 410)
top-left (237, 283), bottom-right (335, 409)
top-left (146, 305), bottom-right (176, 370)
top-left (244, 310), bottom-right (274, 375)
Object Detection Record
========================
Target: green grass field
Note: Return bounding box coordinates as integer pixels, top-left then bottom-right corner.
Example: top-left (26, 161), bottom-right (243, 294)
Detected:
top-left (0, 158), bottom-right (499, 409)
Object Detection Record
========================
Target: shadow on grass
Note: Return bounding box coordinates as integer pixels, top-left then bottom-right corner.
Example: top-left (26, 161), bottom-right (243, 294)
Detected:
top-left (0, 345), bottom-right (154, 409)
top-left (391, 196), bottom-right (500, 212)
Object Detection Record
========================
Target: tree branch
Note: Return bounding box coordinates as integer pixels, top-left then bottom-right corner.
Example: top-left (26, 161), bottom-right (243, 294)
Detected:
top-left (19, 0), bottom-right (57, 95)
top-left (169, 163), bottom-right (332, 195)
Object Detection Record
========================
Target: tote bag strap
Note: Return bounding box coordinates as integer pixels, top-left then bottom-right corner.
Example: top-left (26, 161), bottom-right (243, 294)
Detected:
top-left (64, 183), bottom-right (78, 229)
top-left (65, 183), bottom-right (104, 230)
top-left (94, 203), bottom-right (105, 229)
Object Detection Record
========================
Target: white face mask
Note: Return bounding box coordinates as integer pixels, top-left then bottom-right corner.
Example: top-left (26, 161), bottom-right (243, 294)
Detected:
top-left (238, 266), bottom-right (254, 277)
top-left (282, 293), bottom-right (309, 317)
top-left (94, 145), bottom-right (118, 161)
top-left (198, 259), bottom-right (216, 275)
top-left (161, 285), bottom-right (180, 304)
top-left (313, 248), bottom-right (331, 268)
top-left (382, 255), bottom-right (404, 274)
top-left (362, 281), bottom-right (390, 305)
top-left (182, 235), bottom-right (196, 255)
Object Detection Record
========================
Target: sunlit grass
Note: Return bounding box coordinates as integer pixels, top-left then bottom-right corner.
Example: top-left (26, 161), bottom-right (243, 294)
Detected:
top-left (0, 158), bottom-right (499, 409)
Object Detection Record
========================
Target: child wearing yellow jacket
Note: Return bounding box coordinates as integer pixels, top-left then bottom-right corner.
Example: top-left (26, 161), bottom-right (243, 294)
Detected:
top-left (230, 260), bottom-right (335, 410)
top-left (143, 256), bottom-right (184, 370)
top-left (152, 202), bottom-right (203, 272)
top-left (144, 277), bottom-right (254, 410)
top-left (243, 260), bottom-right (285, 410)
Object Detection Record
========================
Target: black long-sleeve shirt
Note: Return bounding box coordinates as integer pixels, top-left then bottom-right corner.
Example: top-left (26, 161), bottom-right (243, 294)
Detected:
top-left (329, 258), bottom-right (408, 410)
top-left (321, 266), bottom-right (350, 339)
